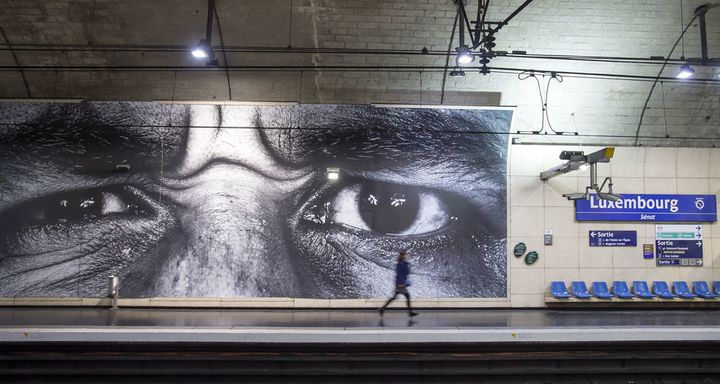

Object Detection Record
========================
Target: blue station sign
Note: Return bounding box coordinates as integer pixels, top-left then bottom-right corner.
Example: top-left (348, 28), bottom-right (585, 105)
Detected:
top-left (575, 194), bottom-right (717, 222)
top-left (589, 230), bottom-right (637, 247)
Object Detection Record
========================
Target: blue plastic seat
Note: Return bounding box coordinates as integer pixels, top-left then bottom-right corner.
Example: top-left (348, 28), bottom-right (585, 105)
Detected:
top-left (571, 281), bottom-right (592, 299)
top-left (591, 281), bottom-right (613, 299)
top-left (713, 281), bottom-right (720, 296)
top-left (632, 281), bottom-right (655, 299)
top-left (692, 281), bottom-right (717, 299)
top-left (672, 281), bottom-right (697, 299)
top-left (550, 281), bottom-right (572, 298)
top-left (653, 281), bottom-right (676, 299)
top-left (611, 281), bottom-right (634, 299)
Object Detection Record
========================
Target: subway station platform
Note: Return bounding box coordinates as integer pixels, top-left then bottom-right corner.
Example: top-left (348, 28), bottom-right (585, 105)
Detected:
top-left (2, 308), bottom-right (720, 344)
top-left (2, 308), bottom-right (720, 382)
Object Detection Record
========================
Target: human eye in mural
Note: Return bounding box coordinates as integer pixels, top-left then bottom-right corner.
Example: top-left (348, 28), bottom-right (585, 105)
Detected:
top-left (0, 102), bottom-right (187, 297)
top-left (257, 105), bottom-right (510, 298)
top-left (296, 177), bottom-right (502, 297)
top-left (0, 102), bottom-right (510, 299)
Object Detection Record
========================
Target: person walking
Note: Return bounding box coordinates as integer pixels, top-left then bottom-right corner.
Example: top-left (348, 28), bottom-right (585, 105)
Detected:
top-left (378, 250), bottom-right (418, 317)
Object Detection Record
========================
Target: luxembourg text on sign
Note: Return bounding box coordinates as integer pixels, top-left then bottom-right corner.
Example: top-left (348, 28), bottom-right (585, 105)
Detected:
top-left (575, 194), bottom-right (717, 222)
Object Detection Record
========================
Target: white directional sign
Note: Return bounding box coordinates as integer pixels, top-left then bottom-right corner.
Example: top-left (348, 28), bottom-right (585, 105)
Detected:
top-left (655, 224), bottom-right (703, 266)
top-left (655, 224), bottom-right (702, 239)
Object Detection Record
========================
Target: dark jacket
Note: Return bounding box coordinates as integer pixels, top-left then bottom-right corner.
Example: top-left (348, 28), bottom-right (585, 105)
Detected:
top-left (395, 259), bottom-right (410, 286)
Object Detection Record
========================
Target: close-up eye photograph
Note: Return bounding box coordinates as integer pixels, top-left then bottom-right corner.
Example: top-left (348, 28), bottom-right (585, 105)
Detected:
top-left (1, 103), bottom-right (511, 299)
top-left (0, 0), bottom-right (719, 383)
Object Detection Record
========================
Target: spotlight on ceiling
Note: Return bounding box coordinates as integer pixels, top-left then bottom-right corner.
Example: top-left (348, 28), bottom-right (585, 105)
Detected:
top-left (191, 0), bottom-right (219, 65)
top-left (456, 45), bottom-right (474, 65)
top-left (676, 64), bottom-right (695, 79)
top-left (327, 167), bottom-right (340, 181)
top-left (191, 40), bottom-right (211, 58)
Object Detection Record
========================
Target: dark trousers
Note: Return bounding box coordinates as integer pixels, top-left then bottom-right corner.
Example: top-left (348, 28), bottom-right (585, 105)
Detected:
top-left (380, 285), bottom-right (413, 313)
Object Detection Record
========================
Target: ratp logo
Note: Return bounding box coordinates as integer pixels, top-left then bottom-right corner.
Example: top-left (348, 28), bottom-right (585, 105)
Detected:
top-left (695, 198), bottom-right (705, 210)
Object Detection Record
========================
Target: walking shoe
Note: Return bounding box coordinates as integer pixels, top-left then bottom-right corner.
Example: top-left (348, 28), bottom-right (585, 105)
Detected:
top-left (409, 312), bottom-right (418, 317)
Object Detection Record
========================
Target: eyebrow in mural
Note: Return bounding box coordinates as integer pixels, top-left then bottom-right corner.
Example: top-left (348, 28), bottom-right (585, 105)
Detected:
top-left (256, 105), bottom-right (508, 167)
top-left (0, 102), bottom-right (511, 299)
top-left (0, 102), bottom-right (190, 208)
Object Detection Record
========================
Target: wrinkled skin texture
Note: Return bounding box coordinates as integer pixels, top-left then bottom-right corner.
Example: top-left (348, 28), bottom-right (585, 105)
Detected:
top-left (0, 102), bottom-right (510, 298)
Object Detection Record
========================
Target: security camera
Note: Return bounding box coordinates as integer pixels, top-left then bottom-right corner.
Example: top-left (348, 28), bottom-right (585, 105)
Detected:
top-left (559, 150), bottom-right (584, 161)
top-left (597, 192), bottom-right (622, 202)
top-left (563, 192), bottom-right (588, 200)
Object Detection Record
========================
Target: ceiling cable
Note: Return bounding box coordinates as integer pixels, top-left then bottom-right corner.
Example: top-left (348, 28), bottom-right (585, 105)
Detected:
top-left (0, 43), bottom-right (707, 66)
top-left (213, 4), bottom-right (232, 100)
top-left (0, 64), bottom-right (717, 85)
top-left (440, 11), bottom-right (460, 104)
top-left (518, 71), bottom-right (576, 135)
top-left (680, 0), bottom-right (686, 59)
top-left (661, 81), bottom-right (669, 138)
top-left (634, 13), bottom-right (699, 145)
top-left (287, 0), bottom-right (294, 48)
top-left (542, 72), bottom-right (574, 135)
top-left (0, 25), bottom-right (31, 98)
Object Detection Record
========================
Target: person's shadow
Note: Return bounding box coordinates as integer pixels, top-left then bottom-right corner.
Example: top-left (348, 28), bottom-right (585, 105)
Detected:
top-left (377, 318), bottom-right (415, 327)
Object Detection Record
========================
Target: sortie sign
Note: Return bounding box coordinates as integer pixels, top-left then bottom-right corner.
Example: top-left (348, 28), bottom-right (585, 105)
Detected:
top-left (655, 224), bottom-right (704, 267)
top-left (588, 230), bottom-right (637, 247)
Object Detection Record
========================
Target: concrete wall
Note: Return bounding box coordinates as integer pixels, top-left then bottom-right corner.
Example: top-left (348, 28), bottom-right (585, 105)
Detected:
top-left (0, 0), bottom-right (718, 147)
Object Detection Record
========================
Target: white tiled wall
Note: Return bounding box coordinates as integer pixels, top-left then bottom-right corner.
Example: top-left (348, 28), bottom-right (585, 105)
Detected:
top-left (677, 148), bottom-right (710, 178)
top-left (644, 148), bottom-right (677, 178)
top-left (710, 152), bottom-right (720, 179)
top-left (508, 145), bottom-right (720, 307)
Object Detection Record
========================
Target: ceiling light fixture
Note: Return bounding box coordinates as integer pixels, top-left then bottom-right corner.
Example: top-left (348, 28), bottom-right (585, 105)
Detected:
top-left (456, 45), bottom-right (474, 65)
top-left (451, 1), bottom-right (538, 74)
top-left (676, 64), bottom-right (695, 79)
top-left (190, 0), bottom-right (218, 66)
top-left (191, 39), bottom-right (211, 58)
top-left (327, 167), bottom-right (340, 181)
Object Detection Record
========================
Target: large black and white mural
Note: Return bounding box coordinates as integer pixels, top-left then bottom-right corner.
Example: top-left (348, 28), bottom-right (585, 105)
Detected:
top-left (0, 102), bottom-right (511, 298)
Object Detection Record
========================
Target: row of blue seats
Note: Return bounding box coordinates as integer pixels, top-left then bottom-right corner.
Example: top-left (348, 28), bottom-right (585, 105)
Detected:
top-left (551, 280), bottom-right (720, 299)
